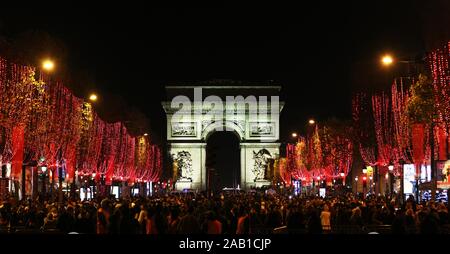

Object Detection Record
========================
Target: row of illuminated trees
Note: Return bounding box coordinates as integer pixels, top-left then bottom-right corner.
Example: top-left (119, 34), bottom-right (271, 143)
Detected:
top-left (0, 56), bottom-right (162, 192)
top-left (275, 119), bottom-right (354, 186)
top-left (352, 41), bottom-right (450, 199)
top-left (276, 41), bottom-right (450, 194)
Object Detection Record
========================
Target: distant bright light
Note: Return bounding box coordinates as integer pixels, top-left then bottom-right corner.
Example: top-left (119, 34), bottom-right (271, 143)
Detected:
top-left (340, 172), bottom-right (345, 177)
top-left (42, 59), bottom-right (55, 71)
top-left (362, 169), bottom-right (367, 174)
top-left (381, 55), bottom-right (394, 66)
top-left (291, 132), bottom-right (298, 138)
top-left (308, 119), bottom-right (315, 125)
top-left (355, 177), bottom-right (358, 181)
top-left (144, 133), bottom-right (148, 136)
top-left (89, 94), bottom-right (98, 102)
top-left (317, 176), bottom-right (321, 180)
top-left (388, 165), bottom-right (394, 171)
top-left (41, 166), bottom-right (47, 173)
top-left (385, 173), bottom-right (389, 179)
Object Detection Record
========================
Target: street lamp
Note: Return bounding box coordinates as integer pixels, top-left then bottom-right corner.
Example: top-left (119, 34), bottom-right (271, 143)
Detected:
top-left (291, 132), bottom-right (298, 138)
top-left (41, 166), bottom-right (47, 199)
top-left (42, 59), bottom-right (55, 72)
top-left (362, 176), bottom-right (367, 196)
top-left (144, 133), bottom-right (148, 137)
top-left (381, 54), bottom-right (394, 66)
top-left (92, 173), bottom-right (96, 198)
top-left (308, 119), bottom-right (315, 125)
top-left (89, 93), bottom-right (98, 102)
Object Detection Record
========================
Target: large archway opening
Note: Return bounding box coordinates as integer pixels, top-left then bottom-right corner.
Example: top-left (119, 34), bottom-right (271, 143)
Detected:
top-left (206, 131), bottom-right (240, 192)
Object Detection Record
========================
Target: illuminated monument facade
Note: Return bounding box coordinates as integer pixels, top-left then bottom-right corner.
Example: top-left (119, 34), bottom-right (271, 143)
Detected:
top-left (162, 83), bottom-right (284, 190)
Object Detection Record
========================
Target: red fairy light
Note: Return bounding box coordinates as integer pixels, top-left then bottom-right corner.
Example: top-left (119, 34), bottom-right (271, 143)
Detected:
top-left (0, 55), bottom-right (164, 186)
top-left (429, 41), bottom-right (450, 159)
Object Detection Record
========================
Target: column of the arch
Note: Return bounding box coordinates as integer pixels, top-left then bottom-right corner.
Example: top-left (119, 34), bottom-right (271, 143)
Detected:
top-left (240, 144), bottom-right (246, 190)
top-left (201, 144), bottom-right (207, 190)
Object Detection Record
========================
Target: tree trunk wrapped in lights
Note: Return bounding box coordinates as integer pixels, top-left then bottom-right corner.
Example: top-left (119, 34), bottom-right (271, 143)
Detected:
top-left (391, 78), bottom-right (414, 166)
top-left (0, 55), bottom-right (163, 199)
top-left (353, 93), bottom-right (378, 167)
top-left (429, 41), bottom-right (450, 159)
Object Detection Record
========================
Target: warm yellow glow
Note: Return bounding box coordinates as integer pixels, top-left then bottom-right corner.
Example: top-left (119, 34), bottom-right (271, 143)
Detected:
top-left (291, 132), bottom-right (298, 138)
top-left (89, 94), bottom-right (98, 102)
top-left (42, 59), bottom-right (55, 71)
top-left (381, 55), bottom-right (394, 66)
top-left (308, 119), bottom-right (315, 125)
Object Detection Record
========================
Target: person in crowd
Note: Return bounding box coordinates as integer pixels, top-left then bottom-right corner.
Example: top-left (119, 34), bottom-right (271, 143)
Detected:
top-left (177, 203), bottom-right (200, 234)
top-left (320, 204), bottom-right (331, 233)
top-left (203, 211), bottom-right (222, 234)
top-left (236, 206), bottom-right (249, 234)
top-left (167, 206), bottom-right (181, 234)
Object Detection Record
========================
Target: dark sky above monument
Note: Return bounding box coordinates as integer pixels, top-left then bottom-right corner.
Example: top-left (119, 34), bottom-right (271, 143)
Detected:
top-left (0, 3), bottom-right (448, 142)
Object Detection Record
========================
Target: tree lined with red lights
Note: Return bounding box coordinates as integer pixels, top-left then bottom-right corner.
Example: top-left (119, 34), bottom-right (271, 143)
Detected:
top-left (0, 56), bottom-right (162, 185)
top-left (352, 40), bottom-right (450, 177)
top-left (284, 121), bottom-right (353, 184)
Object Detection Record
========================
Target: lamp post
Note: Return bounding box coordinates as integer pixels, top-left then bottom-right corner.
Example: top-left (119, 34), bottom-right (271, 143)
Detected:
top-left (362, 176), bottom-right (367, 197)
top-left (92, 173), bottom-right (96, 199)
top-left (41, 166), bottom-right (47, 199)
top-left (362, 168), bottom-right (367, 197)
top-left (385, 172), bottom-right (389, 196)
top-left (340, 172), bottom-right (345, 185)
top-left (387, 165), bottom-right (394, 197)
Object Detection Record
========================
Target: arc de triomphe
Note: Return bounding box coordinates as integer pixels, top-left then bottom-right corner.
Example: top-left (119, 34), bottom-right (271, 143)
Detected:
top-left (162, 84), bottom-right (284, 191)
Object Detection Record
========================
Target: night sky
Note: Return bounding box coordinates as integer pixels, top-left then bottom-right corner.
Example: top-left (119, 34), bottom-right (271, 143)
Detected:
top-left (0, 3), bottom-right (447, 145)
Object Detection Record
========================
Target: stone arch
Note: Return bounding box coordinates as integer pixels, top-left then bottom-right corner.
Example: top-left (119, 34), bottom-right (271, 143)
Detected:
top-left (201, 120), bottom-right (244, 141)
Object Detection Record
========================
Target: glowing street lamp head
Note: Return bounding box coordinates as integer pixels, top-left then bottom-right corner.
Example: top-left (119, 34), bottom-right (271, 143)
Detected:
top-left (89, 93), bottom-right (98, 102)
top-left (291, 132), bottom-right (298, 138)
top-left (42, 59), bottom-right (55, 71)
top-left (388, 165), bottom-right (394, 171)
top-left (340, 172), bottom-right (345, 177)
top-left (308, 119), bottom-right (315, 125)
top-left (144, 133), bottom-right (148, 136)
top-left (381, 55), bottom-right (394, 66)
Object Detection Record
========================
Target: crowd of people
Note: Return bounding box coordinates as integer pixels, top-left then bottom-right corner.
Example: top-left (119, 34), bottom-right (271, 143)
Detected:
top-left (0, 191), bottom-right (449, 234)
